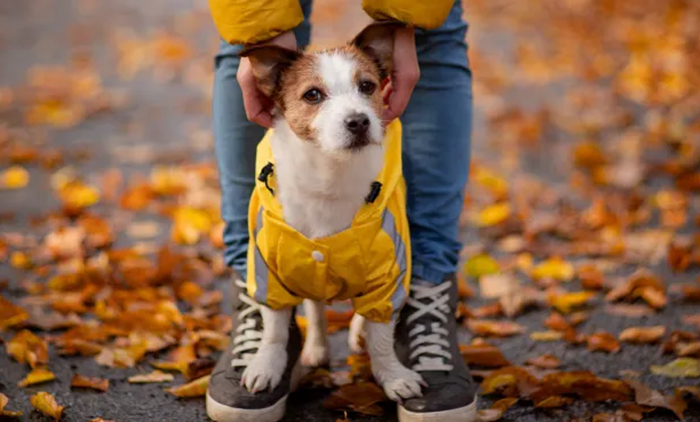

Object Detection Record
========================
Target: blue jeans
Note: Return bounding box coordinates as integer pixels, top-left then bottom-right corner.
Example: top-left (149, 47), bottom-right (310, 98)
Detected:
top-left (213, 0), bottom-right (471, 285)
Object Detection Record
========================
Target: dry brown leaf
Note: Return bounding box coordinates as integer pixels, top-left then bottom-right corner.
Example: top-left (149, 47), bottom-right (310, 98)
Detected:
top-left (30, 392), bottom-right (64, 421)
top-left (626, 379), bottom-right (687, 420)
top-left (677, 342), bottom-right (700, 358)
top-left (18, 367), bottom-right (56, 387)
top-left (530, 331), bottom-right (564, 342)
top-left (6, 330), bottom-right (49, 368)
top-left (604, 303), bottom-right (655, 318)
top-left (587, 332), bottom-right (621, 353)
top-left (476, 397), bottom-right (518, 421)
top-left (71, 374), bottom-right (109, 392)
top-left (128, 370), bottom-right (174, 384)
top-left (619, 326), bottom-right (666, 344)
top-left (467, 319), bottom-right (526, 337)
top-left (166, 375), bottom-right (210, 398)
top-left (460, 344), bottom-right (511, 368)
top-left (525, 354), bottom-right (561, 369)
top-left (534, 395), bottom-right (573, 408)
top-left (323, 381), bottom-right (387, 416)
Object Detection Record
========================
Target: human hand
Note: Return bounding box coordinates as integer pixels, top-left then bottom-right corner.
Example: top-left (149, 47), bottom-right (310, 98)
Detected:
top-left (382, 26), bottom-right (419, 122)
top-left (238, 31), bottom-right (297, 128)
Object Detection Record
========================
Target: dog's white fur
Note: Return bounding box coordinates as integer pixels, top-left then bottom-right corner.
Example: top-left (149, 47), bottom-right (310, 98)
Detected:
top-left (241, 34), bottom-right (422, 402)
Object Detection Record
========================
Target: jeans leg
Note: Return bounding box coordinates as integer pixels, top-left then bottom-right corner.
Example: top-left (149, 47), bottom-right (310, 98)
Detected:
top-left (403, 0), bottom-right (473, 284)
top-left (214, 1), bottom-right (313, 274)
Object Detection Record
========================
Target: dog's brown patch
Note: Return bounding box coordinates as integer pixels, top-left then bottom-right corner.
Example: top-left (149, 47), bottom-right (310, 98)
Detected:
top-left (276, 54), bottom-right (322, 141)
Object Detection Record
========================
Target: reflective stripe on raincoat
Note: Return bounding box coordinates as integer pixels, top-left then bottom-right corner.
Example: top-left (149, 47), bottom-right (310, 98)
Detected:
top-left (247, 120), bottom-right (410, 323)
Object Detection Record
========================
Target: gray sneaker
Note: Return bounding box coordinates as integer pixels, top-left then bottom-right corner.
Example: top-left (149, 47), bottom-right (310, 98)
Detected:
top-left (395, 275), bottom-right (478, 422)
top-left (206, 274), bottom-right (303, 422)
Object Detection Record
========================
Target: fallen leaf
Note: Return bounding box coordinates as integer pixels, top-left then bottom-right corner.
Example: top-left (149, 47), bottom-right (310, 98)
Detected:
top-left (530, 331), bottom-right (564, 342)
top-left (0, 393), bottom-right (23, 418)
top-left (604, 303), bottom-right (655, 318)
top-left (677, 342), bottom-right (700, 357)
top-left (128, 370), bottom-right (174, 384)
top-left (465, 254), bottom-right (500, 278)
top-left (467, 319), bottom-right (526, 337)
top-left (474, 202), bottom-right (511, 227)
top-left (619, 326), bottom-right (666, 344)
top-left (30, 392), bottom-right (64, 421)
top-left (1, 166), bottom-right (30, 189)
top-left (0, 294), bottom-right (29, 329)
top-left (166, 375), bottom-right (210, 398)
top-left (481, 366), bottom-right (539, 397)
top-left (476, 397), bottom-right (518, 421)
top-left (323, 381), bottom-right (387, 416)
top-left (626, 379), bottom-right (687, 420)
top-left (532, 257), bottom-right (575, 282)
top-left (71, 374), bottom-right (109, 392)
top-left (549, 291), bottom-right (596, 314)
top-left (681, 285), bottom-right (700, 302)
top-left (525, 354), bottom-right (561, 369)
top-left (587, 332), bottom-right (621, 353)
top-left (6, 330), bottom-right (49, 368)
top-left (460, 344), bottom-right (511, 368)
top-left (534, 395), bottom-right (573, 408)
top-left (479, 273), bottom-right (520, 299)
top-left (18, 367), bottom-right (56, 387)
top-left (650, 358), bottom-right (700, 378)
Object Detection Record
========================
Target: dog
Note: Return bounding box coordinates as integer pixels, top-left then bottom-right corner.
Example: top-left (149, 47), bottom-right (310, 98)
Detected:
top-left (238, 22), bottom-right (423, 403)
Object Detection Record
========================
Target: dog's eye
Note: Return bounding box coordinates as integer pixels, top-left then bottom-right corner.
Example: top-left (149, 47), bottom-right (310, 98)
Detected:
top-left (303, 89), bottom-right (323, 104)
top-left (359, 81), bottom-right (376, 95)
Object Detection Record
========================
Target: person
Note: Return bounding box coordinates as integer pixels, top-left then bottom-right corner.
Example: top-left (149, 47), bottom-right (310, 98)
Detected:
top-left (206, 1), bottom-right (476, 421)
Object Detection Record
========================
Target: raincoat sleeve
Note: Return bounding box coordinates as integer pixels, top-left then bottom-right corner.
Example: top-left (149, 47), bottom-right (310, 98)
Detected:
top-left (362, 0), bottom-right (455, 30)
top-left (209, 0), bottom-right (454, 46)
top-left (208, 0), bottom-right (304, 45)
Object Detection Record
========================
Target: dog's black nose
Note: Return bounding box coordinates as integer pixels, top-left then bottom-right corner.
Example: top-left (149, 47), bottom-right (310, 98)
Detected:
top-left (344, 113), bottom-right (370, 135)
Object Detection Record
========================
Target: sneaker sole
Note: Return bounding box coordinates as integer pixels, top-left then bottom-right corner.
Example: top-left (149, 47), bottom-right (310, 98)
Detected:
top-left (398, 396), bottom-right (478, 422)
top-left (206, 360), bottom-right (304, 422)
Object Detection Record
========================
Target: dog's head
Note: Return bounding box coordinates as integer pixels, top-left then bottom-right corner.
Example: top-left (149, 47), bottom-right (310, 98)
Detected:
top-left (240, 23), bottom-right (401, 156)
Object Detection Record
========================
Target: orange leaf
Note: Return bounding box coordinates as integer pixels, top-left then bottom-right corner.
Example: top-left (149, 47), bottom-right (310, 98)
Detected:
top-left (128, 370), bottom-right (174, 384)
top-left (525, 354), bottom-right (561, 369)
top-left (166, 375), bottom-right (210, 398)
top-left (323, 381), bottom-right (387, 416)
top-left (587, 332), bottom-right (621, 353)
top-left (467, 319), bottom-right (526, 337)
top-left (0, 166), bottom-right (30, 189)
top-left (6, 330), bottom-right (49, 368)
top-left (0, 392), bottom-right (23, 418)
top-left (71, 374), bottom-right (109, 392)
top-left (534, 395), bottom-right (573, 408)
top-left (460, 344), bottom-right (511, 368)
top-left (30, 392), bottom-right (64, 421)
top-left (619, 326), bottom-right (666, 344)
top-left (626, 379), bottom-right (687, 420)
top-left (548, 291), bottom-right (596, 314)
top-left (0, 294), bottom-right (29, 330)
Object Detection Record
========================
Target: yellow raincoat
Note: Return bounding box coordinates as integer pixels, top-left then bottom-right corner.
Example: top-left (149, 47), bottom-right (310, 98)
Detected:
top-left (209, 0), bottom-right (455, 45)
top-left (247, 121), bottom-right (410, 323)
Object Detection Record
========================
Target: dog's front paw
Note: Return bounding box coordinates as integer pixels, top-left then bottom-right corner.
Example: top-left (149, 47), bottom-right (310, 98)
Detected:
top-left (301, 338), bottom-right (330, 367)
top-left (375, 365), bottom-right (424, 402)
top-left (241, 345), bottom-right (287, 393)
top-left (348, 314), bottom-right (366, 353)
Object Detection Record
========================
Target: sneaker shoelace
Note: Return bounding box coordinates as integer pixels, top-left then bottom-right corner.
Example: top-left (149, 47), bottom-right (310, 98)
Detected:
top-left (230, 278), bottom-right (263, 369)
top-left (405, 281), bottom-right (454, 372)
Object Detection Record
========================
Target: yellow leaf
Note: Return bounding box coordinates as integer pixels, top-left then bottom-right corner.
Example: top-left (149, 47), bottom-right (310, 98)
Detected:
top-left (531, 257), bottom-right (575, 281)
top-left (549, 291), bottom-right (596, 314)
top-left (0, 294), bottom-right (29, 329)
top-left (464, 254), bottom-right (500, 278)
top-left (530, 331), bottom-right (564, 342)
top-left (6, 330), bottom-right (49, 368)
top-left (1, 166), bottom-right (29, 189)
top-left (58, 180), bottom-right (100, 209)
top-left (166, 375), bottom-right (210, 398)
top-left (650, 358), bottom-right (700, 378)
top-left (30, 392), bottom-right (64, 421)
top-left (9, 251), bottom-right (32, 270)
top-left (128, 370), bottom-right (175, 384)
top-left (474, 203), bottom-right (512, 227)
top-left (18, 367), bottom-right (56, 387)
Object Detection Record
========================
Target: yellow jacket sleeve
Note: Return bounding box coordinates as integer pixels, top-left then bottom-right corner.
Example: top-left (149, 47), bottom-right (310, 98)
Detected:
top-left (363, 0), bottom-right (455, 30)
top-left (208, 0), bottom-right (304, 45)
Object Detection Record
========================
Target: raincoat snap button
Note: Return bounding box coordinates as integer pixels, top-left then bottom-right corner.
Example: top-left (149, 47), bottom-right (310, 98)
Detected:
top-left (312, 250), bottom-right (324, 262)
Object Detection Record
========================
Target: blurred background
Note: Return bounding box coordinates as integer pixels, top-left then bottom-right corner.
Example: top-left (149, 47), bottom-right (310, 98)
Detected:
top-left (1, 0), bottom-right (700, 421)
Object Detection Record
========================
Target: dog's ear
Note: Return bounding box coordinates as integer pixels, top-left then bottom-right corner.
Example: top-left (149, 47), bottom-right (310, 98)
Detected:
top-left (352, 22), bottom-right (405, 79)
top-left (240, 45), bottom-right (302, 98)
